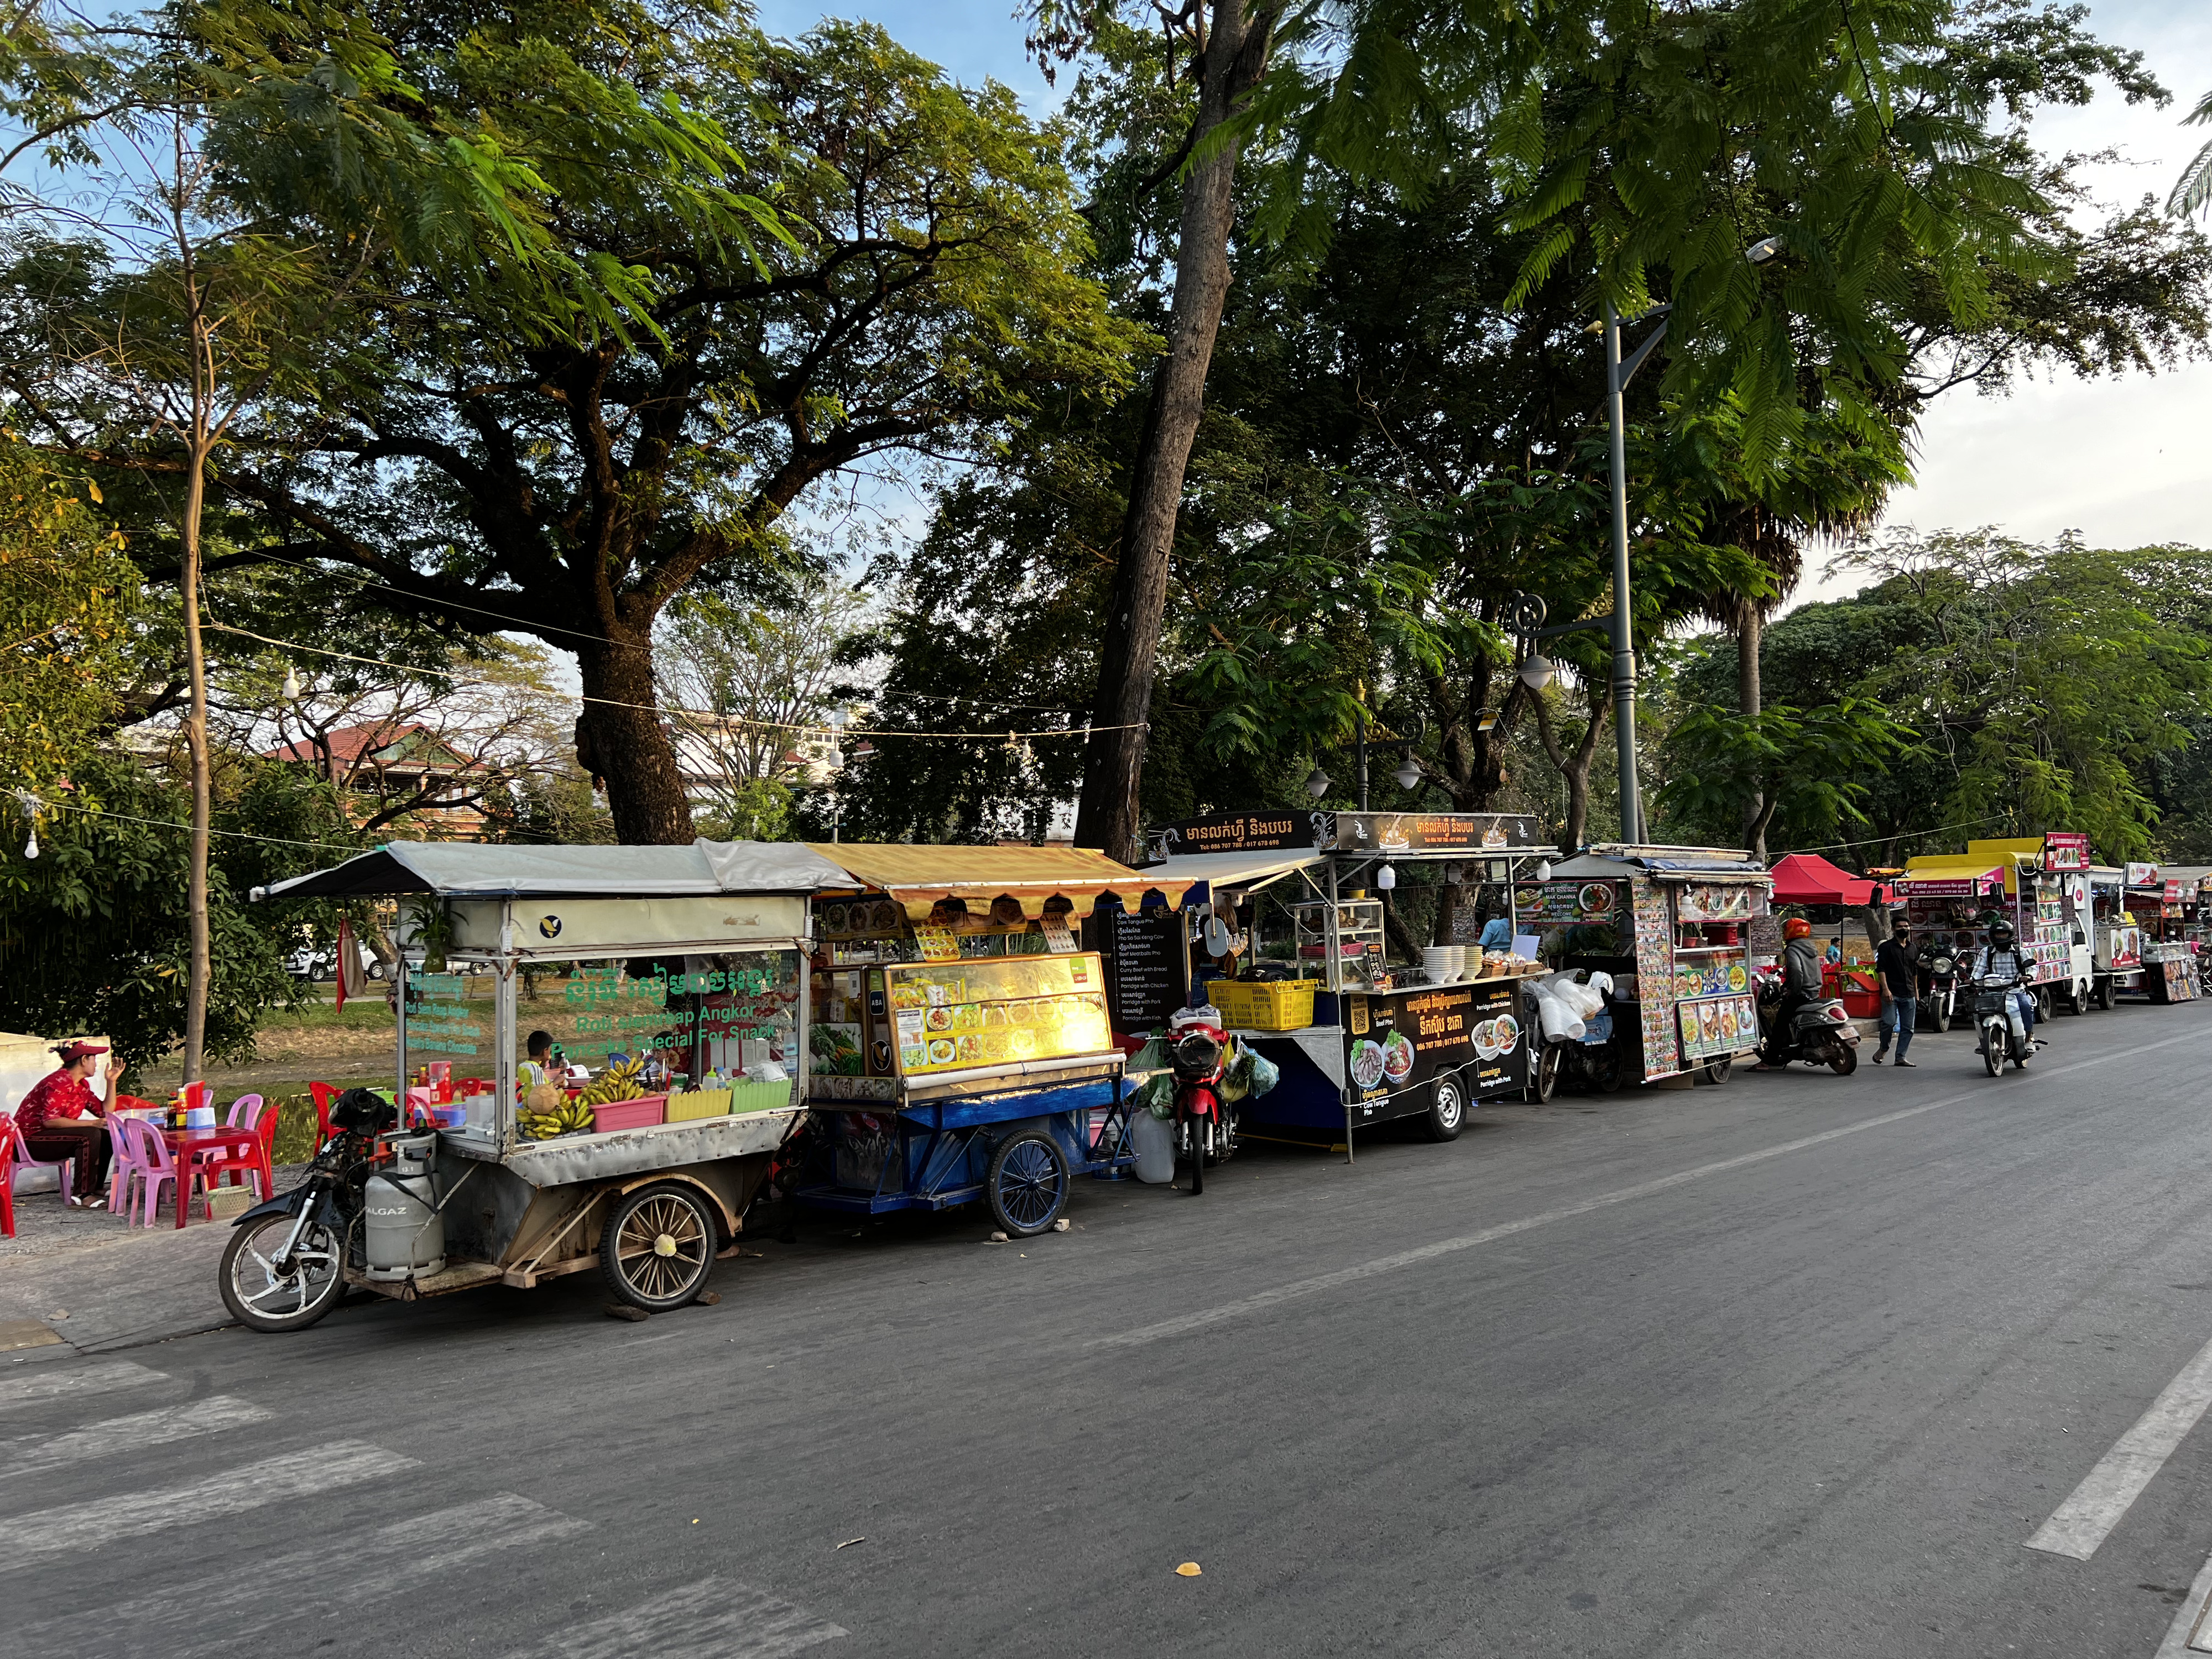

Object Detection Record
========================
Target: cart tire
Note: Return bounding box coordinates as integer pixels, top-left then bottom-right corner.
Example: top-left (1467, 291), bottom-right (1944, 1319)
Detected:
top-left (601, 1182), bottom-right (717, 1312)
top-left (987, 1130), bottom-right (1069, 1235)
top-left (1828, 1045), bottom-right (1857, 1076)
top-left (2096, 974), bottom-right (2114, 1010)
top-left (221, 1212), bottom-right (346, 1334)
top-left (1421, 1074), bottom-right (1466, 1142)
top-left (1592, 1046), bottom-right (1624, 1094)
top-left (1703, 1054), bottom-right (1734, 1086)
top-left (1531, 1044), bottom-right (1560, 1104)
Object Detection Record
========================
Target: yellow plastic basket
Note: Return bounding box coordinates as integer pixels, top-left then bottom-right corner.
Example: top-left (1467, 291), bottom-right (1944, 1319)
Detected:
top-left (1208, 979), bottom-right (1320, 1031)
top-left (665, 1088), bottom-right (732, 1122)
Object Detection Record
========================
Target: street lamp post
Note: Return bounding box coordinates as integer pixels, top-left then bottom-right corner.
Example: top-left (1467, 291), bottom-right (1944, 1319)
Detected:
top-left (1595, 234), bottom-right (1780, 848)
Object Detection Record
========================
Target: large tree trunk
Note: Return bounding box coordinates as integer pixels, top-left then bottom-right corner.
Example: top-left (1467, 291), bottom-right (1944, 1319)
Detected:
top-left (1532, 681), bottom-right (1613, 854)
top-left (575, 630), bottom-right (695, 845)
top-left (1740, 601), bottom-right (1766, 858)
top-left (1074, 0), bottom-right (1274, 861)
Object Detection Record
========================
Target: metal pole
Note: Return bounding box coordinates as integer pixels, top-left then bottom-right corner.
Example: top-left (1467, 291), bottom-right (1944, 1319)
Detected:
top-left (1604, 299), bottom-right (1644, 844)
top-left (1356, 708), bottom-right (1369, 812)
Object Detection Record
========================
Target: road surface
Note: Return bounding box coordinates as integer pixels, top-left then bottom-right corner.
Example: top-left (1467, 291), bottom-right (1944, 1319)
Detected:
top-left (7, 997), bottom-right (2212, 1657)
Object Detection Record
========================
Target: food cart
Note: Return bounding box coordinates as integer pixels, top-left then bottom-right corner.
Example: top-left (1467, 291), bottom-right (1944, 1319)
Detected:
top-left (248, 839), bottom-right (852, 1312)
top-left (1895, 834), bottom-right (2094, 1016)
top-left (2127, 863), bottom-right (2199, 1004)
top-left (1138, 811), bottom-right (1556, 1151)
top-left (2084, 865), bottom-right (2141, 1005)
top-left (791, 844), bottom-right (1193, 1233)
top-left (1526, 845), bottom-right (1771, 1084)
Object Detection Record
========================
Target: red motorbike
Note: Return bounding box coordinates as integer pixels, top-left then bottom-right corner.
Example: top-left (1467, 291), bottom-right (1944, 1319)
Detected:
top-left (1168, 1006), bottom-right (1235, 1194)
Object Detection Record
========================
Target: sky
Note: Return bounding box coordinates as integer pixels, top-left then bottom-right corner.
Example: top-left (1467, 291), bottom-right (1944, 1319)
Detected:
top-left (755, 0), bottom-right (2212, 601)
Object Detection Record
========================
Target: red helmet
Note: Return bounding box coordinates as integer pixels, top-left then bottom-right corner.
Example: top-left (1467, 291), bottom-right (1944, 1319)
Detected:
top-left (1783, 917), bottom-right (1812, 940)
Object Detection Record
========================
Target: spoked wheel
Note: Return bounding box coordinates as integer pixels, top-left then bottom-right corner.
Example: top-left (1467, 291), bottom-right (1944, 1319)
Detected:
top-left (1422, 1074), bottom-right (1466, 1142)
top-left (1930, 998), bottom-right (1951, 1034)
top-left (221, 1212), bottom-right (346, 1334)
top-left (601, 1182), bottom-right (717, 1312)
top-left (1828, 1046), bottom-right (1858, 1076)
top-left (1981, 1026), bottom-right (2002, 1077)
top-left (1592, 1045), bottom-right (1625, 1094)
top-left (1703, 1054), bottom-right (1734, 1086)
top-left (1531, 1043), bottom-right (1561, 1104)
top-left (987, 1130), bottom-right (1069, 1236)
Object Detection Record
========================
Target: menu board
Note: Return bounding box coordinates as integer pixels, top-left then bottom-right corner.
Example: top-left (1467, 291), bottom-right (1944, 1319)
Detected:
top-left (884, 954), bottom-right (1113, 1075)
top-left (1677, 994), bottom-right (1759, 1060)
top-left (1675, 884), bottom-right (1764, 922)
top-left (1099, 906), bottom-right (1188, 1032)
top-left (1345, 979), bottom-right (1526, 1105)
top-left (1514, 879), bottom-right (1620, 927)
top-left (1632, 883), bottom-right (1678, 1079)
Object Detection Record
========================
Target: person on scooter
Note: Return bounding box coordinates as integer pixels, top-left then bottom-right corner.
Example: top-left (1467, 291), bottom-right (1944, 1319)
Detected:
top-left (1757, 917), bottom-right (1823, 1069)
top-left (1968, 917), bottom-right (2039, 1052)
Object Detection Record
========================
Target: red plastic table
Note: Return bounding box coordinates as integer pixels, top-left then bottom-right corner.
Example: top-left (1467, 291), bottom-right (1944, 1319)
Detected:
top-left (158, 1126), bottom-right (265, 1229)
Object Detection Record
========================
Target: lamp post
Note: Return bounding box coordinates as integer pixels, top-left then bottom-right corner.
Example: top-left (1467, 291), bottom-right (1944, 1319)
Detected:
top-left (1594, 234), bottom-right (1781, 846)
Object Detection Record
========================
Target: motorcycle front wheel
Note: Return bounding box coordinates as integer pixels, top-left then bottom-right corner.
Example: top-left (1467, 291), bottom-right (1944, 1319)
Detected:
top-left (221, 1212), bottom-right (346, 1333)
top-left (1981, 1026), bottom-right (2002, 1077)
top-left (1931, 998), bottom-right (1951, 1034)
top-left (1185, 1119), bottom-right (1204, 1196)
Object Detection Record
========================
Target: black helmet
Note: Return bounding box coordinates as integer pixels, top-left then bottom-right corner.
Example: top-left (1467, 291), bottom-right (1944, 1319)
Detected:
top-left (1987, 917), bottom-right (2015, 946)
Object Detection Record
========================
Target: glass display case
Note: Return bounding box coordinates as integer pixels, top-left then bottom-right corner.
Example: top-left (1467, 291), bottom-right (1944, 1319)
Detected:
top-left (1287, 898), bottom-right (1386, 991)
top-left (881, 953), bottom-right (1113, 1078)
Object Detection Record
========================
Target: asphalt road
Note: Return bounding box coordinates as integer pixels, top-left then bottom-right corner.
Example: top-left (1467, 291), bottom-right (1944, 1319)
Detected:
top-left (8, 996), bottom-right (2212, 1658)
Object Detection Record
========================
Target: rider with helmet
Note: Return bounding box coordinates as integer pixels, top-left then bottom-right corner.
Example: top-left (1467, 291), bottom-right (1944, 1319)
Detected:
top-left (1968, 916), bottom-right (2040, 1052)
top-left (1758, 917), bottom-right (1824, 1068)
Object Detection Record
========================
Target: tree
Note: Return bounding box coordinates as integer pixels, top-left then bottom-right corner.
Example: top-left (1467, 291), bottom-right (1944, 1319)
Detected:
top-left (170, 13), bottom-right (1138, 846)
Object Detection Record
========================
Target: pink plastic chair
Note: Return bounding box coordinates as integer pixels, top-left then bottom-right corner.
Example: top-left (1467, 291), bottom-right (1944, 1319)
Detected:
top-left (103, 1114), bottom-right (138, 1213)
top-left (223, 1093), bottom-right (265, 1129)
top-left (122, 1117), bottom-right (225, 1227)
top-left (1, 1117), bottom-right (76, 1208)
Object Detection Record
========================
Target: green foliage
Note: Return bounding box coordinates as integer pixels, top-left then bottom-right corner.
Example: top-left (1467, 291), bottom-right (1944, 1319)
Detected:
top-left (1655, 698), bottom-right (1918, 849)
top-left (0, 752), bottom-right (331, 1077)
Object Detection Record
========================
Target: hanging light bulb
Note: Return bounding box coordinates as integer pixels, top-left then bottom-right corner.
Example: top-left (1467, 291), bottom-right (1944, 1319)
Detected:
top-left (1376, 863), bottom-right (1397, 891)
top-left (1536, 859), bottom-right (1553, 884)
top-left (23, 829), bottom-right (38, 859)
top-left (281, 664), bottom-right (302, 701)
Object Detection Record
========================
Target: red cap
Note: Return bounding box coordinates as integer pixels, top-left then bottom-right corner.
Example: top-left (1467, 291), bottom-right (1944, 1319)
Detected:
top-left (56, 1040), bottom-right (109, 1062)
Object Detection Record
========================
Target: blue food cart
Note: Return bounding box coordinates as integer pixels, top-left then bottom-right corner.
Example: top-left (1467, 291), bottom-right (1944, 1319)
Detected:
top-left (794, 846), bottom-right (1194, 1234)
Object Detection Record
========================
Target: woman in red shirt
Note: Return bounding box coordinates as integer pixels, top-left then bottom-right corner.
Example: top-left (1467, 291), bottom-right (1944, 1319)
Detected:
top-left (15, 1040), bottom-right (112, 1206)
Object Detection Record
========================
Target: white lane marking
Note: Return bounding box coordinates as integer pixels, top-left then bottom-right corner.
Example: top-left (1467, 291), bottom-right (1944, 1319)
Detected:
top-left (0, 1395), bottom-right (273, 1478)
top-left (0, 1359), bottom-right (168, 1412)
top-left (0, 1440), bottom-right (417, 1566)
top-left (512, 1575), bottom-right (847, 1659)
top-left (2148, 1547), bottom-right (2212, 1655)
top-left (1095, 1029), bottom-right (2208, 1351)
top-left (2027, 1328), bottom-right (2212, 1559)
top-left (14, 1493), bottom-right (590, 1656)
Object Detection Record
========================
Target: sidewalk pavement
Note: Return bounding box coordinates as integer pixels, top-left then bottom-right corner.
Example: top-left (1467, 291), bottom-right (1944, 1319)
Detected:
top-left (0, 1167), bottom-right (305, 1358)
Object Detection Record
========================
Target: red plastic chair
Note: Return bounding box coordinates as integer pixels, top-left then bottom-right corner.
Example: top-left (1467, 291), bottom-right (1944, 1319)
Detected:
top-left (309, 1081), bottom-right (338, 1146)
top-left (0, 1125), bottom-right (15, 1239)
top-left (204, 1096), bottom-right (274, 1199)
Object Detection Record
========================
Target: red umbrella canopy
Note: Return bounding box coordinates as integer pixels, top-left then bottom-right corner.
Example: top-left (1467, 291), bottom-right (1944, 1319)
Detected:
top-left (1768, 852), bottom-right (1886, 907)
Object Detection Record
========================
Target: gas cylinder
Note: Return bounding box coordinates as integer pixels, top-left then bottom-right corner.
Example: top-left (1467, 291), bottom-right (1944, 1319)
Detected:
top-left (363, 1133), bottom-right (445, 1280)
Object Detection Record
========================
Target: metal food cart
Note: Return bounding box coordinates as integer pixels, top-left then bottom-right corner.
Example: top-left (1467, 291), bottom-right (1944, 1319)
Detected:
top-left (791, 845), bottom-right (1193, 1234)
top-left (1895, 836), bottom-right (2095, 1016)
top-left (2129, 864), bottom-right (2200, 1004)
top-left (247, 839), bottom-right (851, 1312)
top-left (1525, 846), bottom-right (1772, 1084)
top-left (1137, 811), bottom-right (1556, 1155)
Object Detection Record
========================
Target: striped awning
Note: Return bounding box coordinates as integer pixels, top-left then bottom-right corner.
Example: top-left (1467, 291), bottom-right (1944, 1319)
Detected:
top-left (807, 844), bottom-right (1196, 921)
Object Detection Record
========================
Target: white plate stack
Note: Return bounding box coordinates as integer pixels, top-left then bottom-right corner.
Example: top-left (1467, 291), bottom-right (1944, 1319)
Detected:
top-left (1421, 946), bottom-right (1454, 984)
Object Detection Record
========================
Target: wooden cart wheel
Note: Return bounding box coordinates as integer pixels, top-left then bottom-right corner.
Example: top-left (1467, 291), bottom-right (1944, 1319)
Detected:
top-left (601, 1182), bottom-right (717, 1312)
top-left (987, 1130), bottom-right (1069, 1237)
top-left (1421, 1073), bottom-right (1465, 1142)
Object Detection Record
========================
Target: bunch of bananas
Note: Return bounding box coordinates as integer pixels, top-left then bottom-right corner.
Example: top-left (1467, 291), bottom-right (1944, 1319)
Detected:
top-left (520, 1097), bottom-right (596, 1140)
top-left (573, 1056), bottom-right (646, 1109)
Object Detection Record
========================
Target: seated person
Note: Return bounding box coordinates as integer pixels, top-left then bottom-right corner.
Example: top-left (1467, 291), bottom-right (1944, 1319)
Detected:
top-left (14, 1040), bottom-right (112, 1207)
top-left (520, 1029), bottom-right (557, 1091)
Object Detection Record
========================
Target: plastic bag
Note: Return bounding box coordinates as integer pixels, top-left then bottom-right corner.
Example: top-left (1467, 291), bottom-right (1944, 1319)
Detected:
top-left (1129, 1032), bottom-right (1177, 1118)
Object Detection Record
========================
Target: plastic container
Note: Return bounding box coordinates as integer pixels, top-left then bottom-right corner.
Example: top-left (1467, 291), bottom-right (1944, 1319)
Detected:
top-left (184, 1105), bottom-right (217, 1130)
top-left (1208, 979), bottom-right (1320, 1030)
top-left (731, 1078), bottom-right (793, 1115)
top-left (666, 1087), bottom-right (732, 1122)
top-left (592, 1094), bottom-right (667, 1132)
top-left (1129, 1105), bottom-right (1176, 1183)
top-left (430, 1103), bottom-right (466, 1129)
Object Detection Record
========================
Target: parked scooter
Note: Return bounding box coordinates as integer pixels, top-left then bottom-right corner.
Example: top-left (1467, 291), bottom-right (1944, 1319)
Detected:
top-left (1755, 974), bottom-right (1861, 1074)
top-left (1168, 1005), bottom-right (1237, 1194)
top-left (1914, 940), bottom-right (1960, 1033)
top-left (1972, 975), bottom-right (2033, 1076)
top-left (219, 1087), bottom-right (396, 1333)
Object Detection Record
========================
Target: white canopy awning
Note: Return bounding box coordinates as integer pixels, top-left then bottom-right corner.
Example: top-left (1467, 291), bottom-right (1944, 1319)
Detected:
top-left (254, 839), bottom-right (854, 902)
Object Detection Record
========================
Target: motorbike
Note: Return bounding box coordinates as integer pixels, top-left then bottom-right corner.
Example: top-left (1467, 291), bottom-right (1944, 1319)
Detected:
top-left (1973, 975), bottom-right (2033, 1076)
top-left (1168, 1005), bottom-right (1237, 1195)
top-left (1755, 975), bottom-right (1861, 1074)
top-left (1914, 941), bottom-right (1960, 1034)
top-left (218, 1088), bottom-right (396, 1333)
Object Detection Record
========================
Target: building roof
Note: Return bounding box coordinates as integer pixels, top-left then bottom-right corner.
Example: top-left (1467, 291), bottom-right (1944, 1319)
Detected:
top-left (262, 722), bottom-right (478, 770)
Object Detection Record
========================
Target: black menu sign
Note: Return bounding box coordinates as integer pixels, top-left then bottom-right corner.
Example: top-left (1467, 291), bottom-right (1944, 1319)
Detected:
top-left (1098, 905), bottom-right (1188, 1034)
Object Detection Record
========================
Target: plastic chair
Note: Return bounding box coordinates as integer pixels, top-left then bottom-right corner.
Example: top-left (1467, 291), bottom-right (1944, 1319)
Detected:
top-left (224, 1093), bottom-right (265, 1129)
top-left (123, 1117), bottom-right (223, 1227)
top-left (309, 1081), bottom-right (337, 1145)
top-left (204, 1096), bottom-right (270, 1198)
top-left (1, 1116), bottom-right (75, 1207)
top-left (103, 1114), bottom-right (138, 1213)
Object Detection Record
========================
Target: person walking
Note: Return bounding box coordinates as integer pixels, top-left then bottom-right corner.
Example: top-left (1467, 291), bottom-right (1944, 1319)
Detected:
top-left (1874, 920), bottom-right (1918, 1066)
